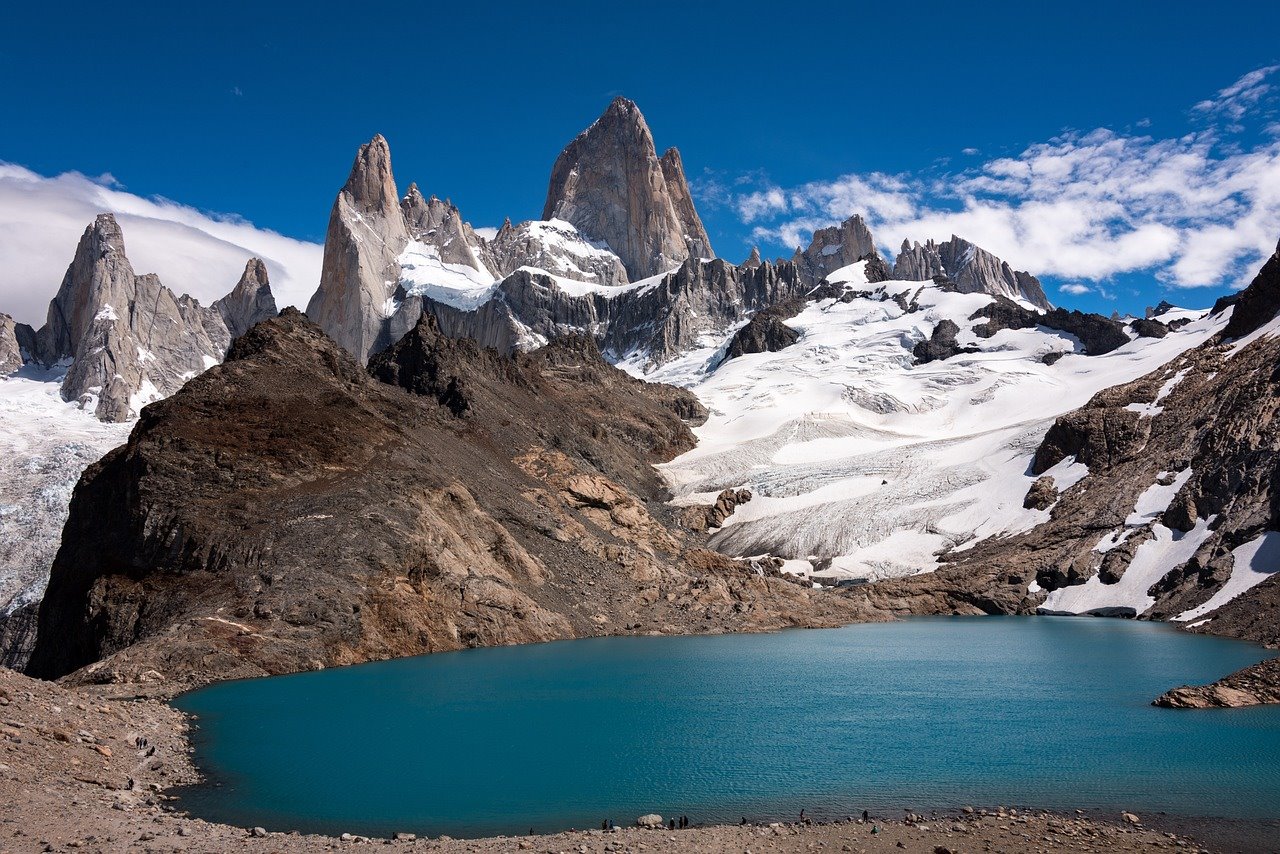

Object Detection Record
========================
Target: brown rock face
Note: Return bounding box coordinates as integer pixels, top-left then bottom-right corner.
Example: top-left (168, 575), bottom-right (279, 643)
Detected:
top-left (27, 309), bottom-right (868, 687)
top-left (542, 97), bottom-right (714, 279)
top-left (1155, 657), bottom-right (1280, 708)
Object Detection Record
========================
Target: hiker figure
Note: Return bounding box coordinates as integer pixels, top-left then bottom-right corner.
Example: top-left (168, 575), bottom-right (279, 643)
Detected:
top-left (601, 820), bottom-right (607, 831)
top-left (669, 818), bottom-right (675, 830)
top-left (862, 810), bottom-right (869, 822)
top-left (799, 809), bottom-right (806, 822)
top-left (740, 817), bottom-right (747, 826)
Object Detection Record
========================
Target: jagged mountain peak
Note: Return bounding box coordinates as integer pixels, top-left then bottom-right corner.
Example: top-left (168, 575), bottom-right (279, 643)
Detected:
top-left (792, 214), bottom-right (884, 286)
top-left (342, 133), bottom-right (399, 215)
top-left (892, 233), bottom-right (1051, 309)
top-left (541, 99), bottom-right (714, 280)
top-left (213, 257), bottom-right (277, 340)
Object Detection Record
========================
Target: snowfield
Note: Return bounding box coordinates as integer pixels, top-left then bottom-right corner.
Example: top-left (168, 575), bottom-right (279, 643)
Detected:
top-left (646, 262), bottom-right (1224, 582)
top-left (0, 367), bottom-right (130, 612)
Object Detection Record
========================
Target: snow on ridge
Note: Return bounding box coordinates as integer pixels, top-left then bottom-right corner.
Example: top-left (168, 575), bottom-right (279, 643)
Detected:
top-left (653, 277), bottom-right (1225, 582)
top-left (396, 240), bottom-right (497, 311)
top-left (1175, 531), bottom-right (1280, 622)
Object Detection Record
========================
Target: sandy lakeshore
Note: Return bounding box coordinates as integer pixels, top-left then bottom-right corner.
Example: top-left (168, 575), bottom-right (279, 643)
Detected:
top-left (4, 668), bottom-right (1278, 854)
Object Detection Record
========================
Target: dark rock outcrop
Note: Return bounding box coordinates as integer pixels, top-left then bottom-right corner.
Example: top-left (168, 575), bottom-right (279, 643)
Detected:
top-left (26, 310), bottom-right (867, 686)
top-left (970, 297), bottom-right (1130, 356)
top-left (1023, 476), bottom-right (1058, 511)
top-left (542, 98), bottom-right (713, 280)
top-left (1130, 318), bottom-right (1168, 339)
top-left (1221, 239), bottom-right (1280, 339)
top-left (912, 318), bottom-right (980, 364)
top-left (723, 302), bottom-right (803, 361)
top-left (0, 602), bottom-right (39, 671)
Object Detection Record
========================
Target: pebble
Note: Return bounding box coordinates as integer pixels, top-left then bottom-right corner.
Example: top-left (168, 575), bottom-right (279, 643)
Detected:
top-left (251, 826), bottom-right (269, 837)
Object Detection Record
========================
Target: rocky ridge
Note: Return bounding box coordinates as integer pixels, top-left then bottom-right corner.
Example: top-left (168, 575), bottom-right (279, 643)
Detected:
top-left (893, 236), bottom-right (1051, 309)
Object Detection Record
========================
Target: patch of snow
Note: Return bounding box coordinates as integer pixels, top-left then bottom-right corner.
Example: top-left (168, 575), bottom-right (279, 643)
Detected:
top-left (1126, 468), bottom-right (1193, 526)
top-left (1174, 531), bottom-right (1280, 622)
top-left (517, 266), bottom-right (671, 299)
top-left (1040, 518), bottom-right (1216, 615)
top-left (1124, 367), bottom-right (1189, 418)
top-left (397, 240), bottom-right (497, 311)
top-left (1043, 455), bottom-right (1089, 492)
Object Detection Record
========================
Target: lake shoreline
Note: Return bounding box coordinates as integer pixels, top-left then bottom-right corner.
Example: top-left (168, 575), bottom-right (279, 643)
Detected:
top-left (4, 624), bottom-right (1280, 854)
top-left (0, 660), bottom-right (1265, 854)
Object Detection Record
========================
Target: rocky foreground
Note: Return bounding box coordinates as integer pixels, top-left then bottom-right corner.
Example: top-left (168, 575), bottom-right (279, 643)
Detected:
top-left (6, 667), bottom-right (1266, 854)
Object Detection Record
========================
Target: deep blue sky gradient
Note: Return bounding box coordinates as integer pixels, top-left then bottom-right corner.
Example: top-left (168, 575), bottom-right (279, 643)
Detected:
top-left (4, 0), bottom-right (1279, 313)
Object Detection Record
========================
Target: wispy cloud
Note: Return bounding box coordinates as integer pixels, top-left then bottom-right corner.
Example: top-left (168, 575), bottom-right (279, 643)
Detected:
top-left (0, 165), bottom-right (323, 325)
top-left (734, 67), bottom-right (1280, 292)
top-left (1059, 283), bottom-right (1092, 296)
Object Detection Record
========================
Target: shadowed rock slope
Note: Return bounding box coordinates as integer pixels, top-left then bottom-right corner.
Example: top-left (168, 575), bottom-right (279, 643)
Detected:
top-left (26, 309), bottom-right (868, 688)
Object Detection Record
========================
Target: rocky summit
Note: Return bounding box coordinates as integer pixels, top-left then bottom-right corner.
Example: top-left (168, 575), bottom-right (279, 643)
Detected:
top-left (542, 96), bottom-right (713, 280)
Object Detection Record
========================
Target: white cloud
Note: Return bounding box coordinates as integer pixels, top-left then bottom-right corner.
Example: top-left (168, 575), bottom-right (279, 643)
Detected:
top-left (1192, 64), bottom-right (1279, 122)
top-left (1059, 283), bottom-right (1092, 295)
top-left (0, 164), bottom-right (323, 326)
top-left (961, 147), bottom-right (980, 156)
top-left (736, 67), bottom-right (1280, 292)
top-left (473, 226), bottom-right (499, 240)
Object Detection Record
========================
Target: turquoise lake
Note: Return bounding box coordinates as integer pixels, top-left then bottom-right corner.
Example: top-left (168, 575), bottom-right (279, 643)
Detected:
top-left (173, 617), bottom-right (1280, 838)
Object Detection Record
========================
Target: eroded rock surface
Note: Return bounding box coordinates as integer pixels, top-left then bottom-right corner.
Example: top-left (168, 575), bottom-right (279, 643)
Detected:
top-left (893, 236), bottom-right (1051, 309)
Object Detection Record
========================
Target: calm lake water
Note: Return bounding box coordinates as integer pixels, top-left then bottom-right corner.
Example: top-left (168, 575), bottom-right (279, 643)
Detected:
top-left (173, 617), bottom-right (1280, 838)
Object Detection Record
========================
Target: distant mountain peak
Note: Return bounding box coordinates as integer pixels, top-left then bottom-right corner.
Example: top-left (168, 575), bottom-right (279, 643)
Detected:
top-left (343, 134), bottom-right (399, 216)
top-left (541, 99), bottom-right (714, 279)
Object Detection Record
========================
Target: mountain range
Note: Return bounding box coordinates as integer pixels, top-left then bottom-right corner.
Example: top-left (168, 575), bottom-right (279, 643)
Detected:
top-left (1, 98), bottom-right (1276, 705)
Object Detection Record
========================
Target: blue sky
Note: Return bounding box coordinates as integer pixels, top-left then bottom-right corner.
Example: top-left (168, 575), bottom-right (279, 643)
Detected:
top-left (3, 0), bottom-right (1280, 317)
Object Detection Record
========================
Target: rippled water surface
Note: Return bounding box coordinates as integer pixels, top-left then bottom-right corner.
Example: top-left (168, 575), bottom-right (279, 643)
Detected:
top-left (174, 617), bottom-right (1280, 837)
